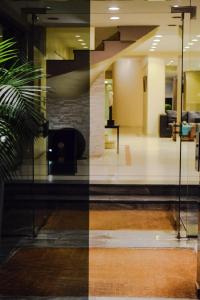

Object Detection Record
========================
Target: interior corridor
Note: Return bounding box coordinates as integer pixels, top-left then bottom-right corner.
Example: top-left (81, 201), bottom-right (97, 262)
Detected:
top-left (33, 128), bottom-right (200, 185)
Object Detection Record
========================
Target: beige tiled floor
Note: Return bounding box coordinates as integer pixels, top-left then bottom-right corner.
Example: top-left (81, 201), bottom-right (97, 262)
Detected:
top-left (32, 128), bottom-right (200, 185)
top-left (90, 128), bottom-right (199, 184)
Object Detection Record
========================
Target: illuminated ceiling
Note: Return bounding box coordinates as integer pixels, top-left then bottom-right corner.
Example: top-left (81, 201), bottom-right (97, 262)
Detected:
top-left (2, 0), bottom-right (200, 69)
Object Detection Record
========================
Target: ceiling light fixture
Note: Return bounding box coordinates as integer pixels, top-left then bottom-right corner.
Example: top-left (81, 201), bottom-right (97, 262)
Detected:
top-left (110, 16), bottom-right (120, 20)
top-left (109, 7), bottom-right (120, 11)
top-left (192, 39), bottom-right (198, 42)
top-left (83, 46), bottom-right (88, 49)
top-left (81, 43), bottom-right (86, 45)
top-left (173, 5), bottom-right (179, 8)
top-left (188, 42), bottom-right (194, 45)
top-left (155, 35), bottom-right (163, 38)
top-left (149, 49), bottom-right (155, 52)
top-left (152, 43), bottom-right (157, 46)
top-left (78, 39), bottom-right (83, 42)
top-left (75, 35), bottom-right (80, 38)
top-left (167, 59), bottom-right (175, 65)
top-left (185, 46), bottom-right (190, 49)
top-left (154, 39), bottom-right (160, 42)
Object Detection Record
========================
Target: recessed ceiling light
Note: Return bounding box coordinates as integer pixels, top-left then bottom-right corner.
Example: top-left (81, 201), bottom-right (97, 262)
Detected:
top-left (196, 35), bottom-right (200, 38)
top-left (83, 46), bottom-right (88, 49)
top-left (154, 39), bottom-right (160, 42)
top-left (167, 59), bottom-right (175, 65)
top-left (75, 35), bottom-right (80, 38)
top-left (173, 5), bottom-right (179, 8)
top-left (152, 43), bottom-right (157, 46)
top-left (188, 42), bottom-right (194, 45)
top-left (81, 43), bottom-right (86, 45)
top-left (109, 7), bottom-right (120, 11)
top-left (151, 46), bottom-right (157, 49)
top-left (78, 39), bottom-right (83, 42)
top-left (149, 49), bottom-right (155, 52)
top-left (185, 46), bottom-right (190, 49)
top-left (110, 16), bottom-right (120, 20)
top-left (192, 39), bottom-right (198, 42)
top-left (155, 35), bottom-right (163, 38)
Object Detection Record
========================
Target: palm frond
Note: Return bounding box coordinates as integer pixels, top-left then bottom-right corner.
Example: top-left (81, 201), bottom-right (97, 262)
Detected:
top-left (0, 61), bottom-right (46, 131)
top-left (0, 39), bottom-right (17, 64)
top-left (0, 119), bottom-right (22, 180)
top-left (0, 39), bottom-right (47, 181)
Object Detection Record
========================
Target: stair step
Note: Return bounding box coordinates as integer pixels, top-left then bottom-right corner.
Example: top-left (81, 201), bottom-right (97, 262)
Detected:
top-left (5, 183), bottom-right (200, 196)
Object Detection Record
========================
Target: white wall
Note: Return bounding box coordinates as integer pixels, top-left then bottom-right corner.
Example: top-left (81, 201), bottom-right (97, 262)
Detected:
top-left (113, 57), bottom-right (144, 131)
top-left (90, 73), bottom-right (105, 157)
top-left (185, 71), bottom-right (200, 111)
top-left (146, 57), bottom-right (165, 136)
top-left (166, 78), bottom-right (173, 98)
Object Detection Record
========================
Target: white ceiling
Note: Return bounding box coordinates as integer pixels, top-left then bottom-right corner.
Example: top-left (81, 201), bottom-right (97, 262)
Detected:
top-left (10, 0), bottom-right (200, 68)
top-left (90, 0), bottom-right (200, 69)
top-left (133, 25), bottom-right (200, 53)
top-left (47, 27), bottom-right (90, 50)
top-left (91, 0), bottom-right (200, 28)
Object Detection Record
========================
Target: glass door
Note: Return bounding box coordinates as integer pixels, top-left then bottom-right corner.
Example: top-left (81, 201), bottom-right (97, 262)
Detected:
top-left (176, 1), bottom-right (200, 238)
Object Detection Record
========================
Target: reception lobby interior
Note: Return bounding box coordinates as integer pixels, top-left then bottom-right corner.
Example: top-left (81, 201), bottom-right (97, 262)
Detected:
top-left (0, 0), bottom-right (200, 299)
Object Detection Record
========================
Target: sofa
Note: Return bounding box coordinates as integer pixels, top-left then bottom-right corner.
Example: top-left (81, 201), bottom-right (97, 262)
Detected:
top-left (159, 110), bottom-right (200, 137)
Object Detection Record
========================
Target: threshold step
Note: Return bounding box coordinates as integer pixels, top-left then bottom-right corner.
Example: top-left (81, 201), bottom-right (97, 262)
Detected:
top-left (0, 296), bottom-right (197, 300)
top-left (4, 194), bottom-right (199, 203)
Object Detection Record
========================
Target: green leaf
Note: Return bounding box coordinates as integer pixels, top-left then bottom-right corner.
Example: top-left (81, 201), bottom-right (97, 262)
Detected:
top-left (0, 39), bottom-right (47, 180)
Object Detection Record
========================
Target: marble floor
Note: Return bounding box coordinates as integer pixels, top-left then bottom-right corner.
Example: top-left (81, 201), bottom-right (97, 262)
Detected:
top-left (31, 128), bottom-right (200, 185)
top-left (90, 128), bottom-right (200, 184)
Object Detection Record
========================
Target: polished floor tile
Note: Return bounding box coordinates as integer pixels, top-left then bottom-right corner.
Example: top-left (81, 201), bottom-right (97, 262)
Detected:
top-left (32, 128), bottom-right (200, 185)
top-left (16, 230), bottom-right (196, 250)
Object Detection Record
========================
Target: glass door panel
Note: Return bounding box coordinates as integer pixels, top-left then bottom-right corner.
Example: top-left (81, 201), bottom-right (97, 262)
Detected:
top-left (179, 1), bottom-right (199, 238)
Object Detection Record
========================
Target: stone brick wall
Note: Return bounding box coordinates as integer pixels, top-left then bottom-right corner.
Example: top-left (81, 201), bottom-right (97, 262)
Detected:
top-left (47, 72), bottom-right (105, 157)
top-left (47, 91), bottom-right (89, 156)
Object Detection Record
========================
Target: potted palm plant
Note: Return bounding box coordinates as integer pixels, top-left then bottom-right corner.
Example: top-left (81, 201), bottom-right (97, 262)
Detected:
top-left (0, 39), bottom-right (46, 235)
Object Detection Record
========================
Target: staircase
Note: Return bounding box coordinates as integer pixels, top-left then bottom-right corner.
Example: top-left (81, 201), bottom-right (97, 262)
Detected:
top-left (47, 25), bottom-right (157, 77)
top-left (90, 25), bottom-right (157, 65)
top-left (2, 182), bottom-right (199, 239)
top-left (0, 181), bottom-right (200, 262)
